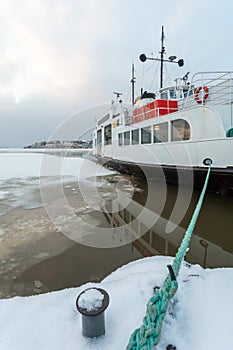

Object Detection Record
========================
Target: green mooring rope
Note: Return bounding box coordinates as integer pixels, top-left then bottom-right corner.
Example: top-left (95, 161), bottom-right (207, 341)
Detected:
top-left (126, 166), bottom-right (211, 350)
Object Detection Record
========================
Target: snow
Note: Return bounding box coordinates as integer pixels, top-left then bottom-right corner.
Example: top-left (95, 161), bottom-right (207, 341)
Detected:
top-left (0, 152), bottom-right (111, 180)
top-left (78, 288), bottom-right (104, 311)
top-left (0, 152), bottom-right (232, 349)
top-left (0, 256), bottom-right (232, 350)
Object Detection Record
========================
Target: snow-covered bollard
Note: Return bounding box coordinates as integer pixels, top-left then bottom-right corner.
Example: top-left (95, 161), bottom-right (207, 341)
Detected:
top-left (76, 287), bottom-right (110, 338)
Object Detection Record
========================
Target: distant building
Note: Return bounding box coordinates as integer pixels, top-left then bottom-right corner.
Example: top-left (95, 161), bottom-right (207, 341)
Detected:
top-left (24, 139), bottom-right (92, 149)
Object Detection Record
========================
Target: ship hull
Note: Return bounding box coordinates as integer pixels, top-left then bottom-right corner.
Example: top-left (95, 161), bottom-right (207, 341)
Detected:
top-left (99, 157), bottom-right (233, 195)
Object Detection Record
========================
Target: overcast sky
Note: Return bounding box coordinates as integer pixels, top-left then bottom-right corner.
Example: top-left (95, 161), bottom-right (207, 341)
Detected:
top-left (0, 0), bottom-right (233, 147)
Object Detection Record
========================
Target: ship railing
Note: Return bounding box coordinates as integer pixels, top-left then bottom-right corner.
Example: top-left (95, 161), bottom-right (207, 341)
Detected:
top-left (181, 71), bottom-right (233, 109)
top-left (125, 72), bottom-right (233, 124)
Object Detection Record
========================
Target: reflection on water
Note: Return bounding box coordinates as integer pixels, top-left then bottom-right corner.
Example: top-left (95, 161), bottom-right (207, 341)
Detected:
top-left (102, 174), bottom-right (233, 268)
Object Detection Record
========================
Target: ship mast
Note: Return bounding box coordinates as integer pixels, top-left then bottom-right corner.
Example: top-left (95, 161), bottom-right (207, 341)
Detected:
top-left (139, 26), bottom-right (184, 90)
top-left (131, 62), bottom-right (136, 105)
top-left (160, 26), bottom-right (165, 89)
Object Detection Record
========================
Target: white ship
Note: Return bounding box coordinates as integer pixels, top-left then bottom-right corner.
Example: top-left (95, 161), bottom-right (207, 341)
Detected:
top-left (93, 28), bottom-right (233, 195)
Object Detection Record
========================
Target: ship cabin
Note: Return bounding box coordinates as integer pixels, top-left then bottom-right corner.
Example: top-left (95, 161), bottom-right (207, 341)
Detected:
top-left (93, 71), bottom-right (233, 159)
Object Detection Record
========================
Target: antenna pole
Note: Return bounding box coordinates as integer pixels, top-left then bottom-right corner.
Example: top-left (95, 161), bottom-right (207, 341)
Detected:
top-left (139, 26), bottom-right (184, 85)
top-left (131, 61), bottom-right (136, 105)
top-left (160, 26), bottom-right (165, 89)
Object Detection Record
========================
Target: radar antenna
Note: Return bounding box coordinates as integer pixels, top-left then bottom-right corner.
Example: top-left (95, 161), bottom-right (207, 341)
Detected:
top-left (139, 26), bottom-right (184, 89)
top-left (113, 91), bottom-right (122, 102)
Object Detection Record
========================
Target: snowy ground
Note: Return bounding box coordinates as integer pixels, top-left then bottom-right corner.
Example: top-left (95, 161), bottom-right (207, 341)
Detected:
top-left (0, 152), bottom-right (232, 349)
top-left (0, 256), bottom-right (232, 350)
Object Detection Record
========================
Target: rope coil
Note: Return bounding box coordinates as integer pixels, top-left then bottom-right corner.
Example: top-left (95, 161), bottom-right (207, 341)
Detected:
top-left (126, 166), bottom-right (211, 350)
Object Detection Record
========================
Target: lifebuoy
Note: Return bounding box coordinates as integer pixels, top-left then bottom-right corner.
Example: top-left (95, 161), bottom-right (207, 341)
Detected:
top-left (195, 86), bottom-right (209, 104)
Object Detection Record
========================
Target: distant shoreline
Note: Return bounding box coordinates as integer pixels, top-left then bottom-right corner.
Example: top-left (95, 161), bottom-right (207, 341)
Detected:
top-left (0, 148), bottom-right (92, 157)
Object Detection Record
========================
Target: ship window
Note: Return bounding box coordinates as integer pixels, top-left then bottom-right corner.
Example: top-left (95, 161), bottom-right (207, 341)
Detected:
top-left (97, 129), bottom-right (102, 146)
top-left (141, 126), bottom-right (152, 144)
top-left (153, 122), bottom-right (168, 143)
top-left (124, 131), bottom-right (130, 145)
top-left (132, 129), bottom-right (139, 145)
top-left (171, 119), bottom-right (190, 141)
top-left (161, 91), bottom-right (168, 100)
top-left (169, 89), bottom-right (176, 99)
top-left (112, 119), bottom-right (120, 128)
top-left (183, 87), bottom-right (189, 97)
top-left (104, 124), bottom-right (112, 145)
top-left (118, 133), bottom-right (123, 146)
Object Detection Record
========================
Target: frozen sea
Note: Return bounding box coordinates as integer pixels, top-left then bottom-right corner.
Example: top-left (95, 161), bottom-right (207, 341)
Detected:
top-left (0, 151), bottom-right (113, 216)
top-left (1, 151), bottom-right (137, 299)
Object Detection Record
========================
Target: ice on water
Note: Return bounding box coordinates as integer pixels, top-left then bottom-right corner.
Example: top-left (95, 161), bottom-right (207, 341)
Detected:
top-left (0, 152), bottom-right (113, 216)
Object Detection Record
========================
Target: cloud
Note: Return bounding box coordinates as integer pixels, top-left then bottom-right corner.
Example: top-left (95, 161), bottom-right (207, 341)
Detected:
top-left (0, 0), bottom-right (111, 104)
top-left (0, 0), bottom-right (202, 105)
top-left (0, 0), bottom-right (232, 147)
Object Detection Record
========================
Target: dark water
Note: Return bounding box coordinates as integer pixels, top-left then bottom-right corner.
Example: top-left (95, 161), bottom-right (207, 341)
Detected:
top-left (121, 177), bottom-right (233, 268)
top-left (17, 243), bottom-right (141, 291)
top-left (1, 173), bottom-right (233, 298)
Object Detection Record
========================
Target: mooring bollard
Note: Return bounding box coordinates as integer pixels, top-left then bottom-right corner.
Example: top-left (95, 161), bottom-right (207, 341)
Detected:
top-left (76, 287), bottom-right (110, 338)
